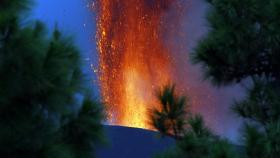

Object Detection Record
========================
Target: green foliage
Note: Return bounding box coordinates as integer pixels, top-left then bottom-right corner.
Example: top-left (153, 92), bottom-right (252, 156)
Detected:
top-left (192, 0), bottom-right (280, 158)
top-left (0, 0), bottom-right (104, 157)
top-left (173, 115), bottom-right (214, 158)
top-left (187, 114), bottom-right (212, 137)
top-left (150, 85), bottom-right (188, 138)
top-left (156, 113), bottom-right (237, 158)
top-left (60, 99), bottom-right (105, 158)
top-left (241, 122), bottom-right (280, 158)
top-left (232, 82), bottom-right (280, 126)
top-left (242, 125), bottom-right (266, 158)
top-left (152, 85), bottom-right (237, 158)
top-left (192, 0), bottom-right (280, 86)
top-left (211, 139), bottom-right (238, 158)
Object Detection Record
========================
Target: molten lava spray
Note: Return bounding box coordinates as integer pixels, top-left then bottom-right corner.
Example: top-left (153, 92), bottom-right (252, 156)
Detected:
top-left (95, 0), bottom-right (186, 129)
top-left (93, 0), bottom-right (243, 141)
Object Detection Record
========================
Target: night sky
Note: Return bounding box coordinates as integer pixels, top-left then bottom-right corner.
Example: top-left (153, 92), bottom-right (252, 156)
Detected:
top-left (32, 0), bottom-right (99, 96)
top-left (33, 0), bottom-right (243, 143)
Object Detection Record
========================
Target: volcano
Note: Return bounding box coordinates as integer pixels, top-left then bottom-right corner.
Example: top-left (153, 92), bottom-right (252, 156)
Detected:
top-left (96, 126), bottom-right (175, 158)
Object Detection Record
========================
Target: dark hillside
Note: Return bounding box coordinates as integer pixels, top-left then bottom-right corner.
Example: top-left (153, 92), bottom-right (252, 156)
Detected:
top-left (96, 126), bottom-right (175, 158)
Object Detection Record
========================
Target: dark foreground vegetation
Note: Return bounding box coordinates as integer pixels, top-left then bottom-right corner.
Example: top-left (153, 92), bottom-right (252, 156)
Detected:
top-left (0, 0), bottom-right (104, 157)
top-left (1, 0), bottom-right (280, 158)
top-left (151, 0), bottom-right (280, 158)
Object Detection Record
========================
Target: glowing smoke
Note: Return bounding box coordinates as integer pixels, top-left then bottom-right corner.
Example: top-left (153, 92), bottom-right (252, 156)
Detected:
top-left (95, 0), bottom-right (242, 136)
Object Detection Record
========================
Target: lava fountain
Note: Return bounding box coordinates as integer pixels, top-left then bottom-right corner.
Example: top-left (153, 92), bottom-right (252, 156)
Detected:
top-left (93, 0), bottom-right (243, 139)
top-left (95, 0), bottom-right (186, 129)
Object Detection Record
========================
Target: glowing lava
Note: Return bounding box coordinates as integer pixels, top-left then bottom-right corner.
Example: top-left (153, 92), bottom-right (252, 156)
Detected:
top-left (95, 0), bottom-right (185, 129)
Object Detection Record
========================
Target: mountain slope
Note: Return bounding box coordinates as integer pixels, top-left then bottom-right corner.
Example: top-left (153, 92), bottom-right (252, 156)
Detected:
top-left (96, 126), bottom-right (175, 158)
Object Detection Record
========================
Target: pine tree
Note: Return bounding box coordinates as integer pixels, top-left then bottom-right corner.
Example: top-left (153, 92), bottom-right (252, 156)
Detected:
top-left (0, 0), bottom-right (104, 157)
top-left (155, 114), bottom-right (237, 158)
top-left (192, 0), bottom-right (280, 157)
top-left (150, 85), bottom-right (188, 139)
top-left (192, 0), bottom-right (280, 86)
top-left (152, 85), bottom-right (237, 158)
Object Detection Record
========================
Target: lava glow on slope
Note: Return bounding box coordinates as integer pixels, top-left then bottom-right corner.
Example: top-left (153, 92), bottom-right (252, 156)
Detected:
top-left (95, 0), bottom-right (186, 129)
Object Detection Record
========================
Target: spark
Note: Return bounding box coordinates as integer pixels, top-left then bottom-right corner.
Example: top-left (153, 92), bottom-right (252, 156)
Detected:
top-left (95, 0), bottom-right (186, 129)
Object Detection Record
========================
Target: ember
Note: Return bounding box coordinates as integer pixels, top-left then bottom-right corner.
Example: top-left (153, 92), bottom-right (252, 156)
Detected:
top-left (95, 0), bottom-right (189, 129)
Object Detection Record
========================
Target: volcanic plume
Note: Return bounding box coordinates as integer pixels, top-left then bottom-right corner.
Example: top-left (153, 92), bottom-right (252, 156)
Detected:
top-left (95, 0), bottom-right (187, 129)
top-left (95, 0), bottom-right (240, 133)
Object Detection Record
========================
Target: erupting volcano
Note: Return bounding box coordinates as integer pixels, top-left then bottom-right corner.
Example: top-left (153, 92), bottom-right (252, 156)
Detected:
top-left (94, 0), bottom-right (242, 136)
top-left (26, 0), bottom-right (241, 142)
top-left (95, 0), bottom-right (187, 129)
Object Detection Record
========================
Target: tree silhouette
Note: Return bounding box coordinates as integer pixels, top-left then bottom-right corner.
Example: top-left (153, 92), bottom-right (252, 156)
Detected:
top-left (155, 112), bottom-right (237, 158)
top-left (192, 0), bottom-right (280, 86)
top-left (192, 0), bottom-right (280, 157)
top-left (0, 0), bottom-right (104, 157)
top-left (152, 85), bottom-right (237, 158)
top-left (150, 85), bottom-right (188, 139)
top-left (187, 114), bottom-right (212, 138)
top-left (232, 81), bottom-right (280, 127)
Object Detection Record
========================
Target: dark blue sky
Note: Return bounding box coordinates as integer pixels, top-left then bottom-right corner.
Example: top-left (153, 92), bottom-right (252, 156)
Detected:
top-left (33, 0), bottom-right (99, 96)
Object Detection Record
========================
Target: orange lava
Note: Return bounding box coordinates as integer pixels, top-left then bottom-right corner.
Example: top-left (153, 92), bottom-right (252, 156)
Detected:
top-left (95, 0), bottom-right (182, 129)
